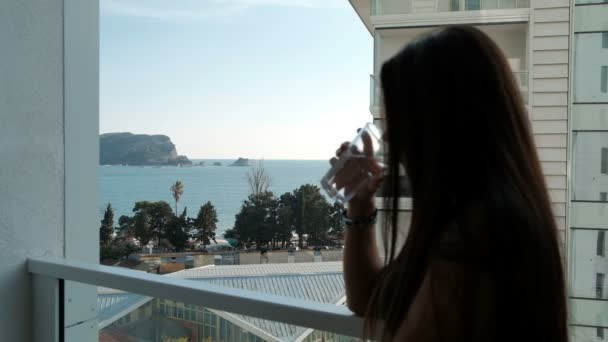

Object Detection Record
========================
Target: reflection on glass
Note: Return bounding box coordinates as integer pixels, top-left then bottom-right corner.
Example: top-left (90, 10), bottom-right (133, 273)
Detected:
top-left (573, 132), bottom-right (608, 202)
top-left (95, 261), bottom-right (357, 342)
top-left (100, 295), bottom-right (357, 342)
top-left (574, 32), bottom-right (608, 103)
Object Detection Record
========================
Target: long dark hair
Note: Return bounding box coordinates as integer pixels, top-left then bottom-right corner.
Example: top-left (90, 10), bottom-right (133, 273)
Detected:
top-left (365, 26), bottom-right (568, 342)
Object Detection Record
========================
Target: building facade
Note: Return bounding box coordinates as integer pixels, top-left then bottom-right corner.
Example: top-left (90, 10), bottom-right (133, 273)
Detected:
top-left (569, 1), bottom-right (608, 340)
top-left (349, 0), bottom-right (607, 340)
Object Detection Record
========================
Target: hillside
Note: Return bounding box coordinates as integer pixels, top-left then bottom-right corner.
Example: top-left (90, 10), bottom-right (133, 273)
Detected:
top-left (100, 133), bottom-right (191, 166)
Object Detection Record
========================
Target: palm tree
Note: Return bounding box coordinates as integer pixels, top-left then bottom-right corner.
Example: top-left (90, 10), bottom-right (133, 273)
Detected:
top-left (170, 180), bottom-right (184, 214)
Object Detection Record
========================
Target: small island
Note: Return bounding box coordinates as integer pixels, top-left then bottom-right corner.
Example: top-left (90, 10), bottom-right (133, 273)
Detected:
top-left (212, 162), bottom-right (222, 166)
top-left (229, 158), bottom-right (250, 167)
top-left (100, 133), bottom-right (192, 166)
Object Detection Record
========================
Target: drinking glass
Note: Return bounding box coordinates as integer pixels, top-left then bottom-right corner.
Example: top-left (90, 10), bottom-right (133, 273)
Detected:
top-left (320, 122), bottom-right (383, 205)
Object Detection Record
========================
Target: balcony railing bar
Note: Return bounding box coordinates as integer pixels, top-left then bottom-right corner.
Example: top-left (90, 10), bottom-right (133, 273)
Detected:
top-left (28, 257), bottom-right (364, 338)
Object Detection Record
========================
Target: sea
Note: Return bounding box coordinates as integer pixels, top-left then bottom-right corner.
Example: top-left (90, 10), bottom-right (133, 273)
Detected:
top-left (99, 160), bottom-right (330, 235)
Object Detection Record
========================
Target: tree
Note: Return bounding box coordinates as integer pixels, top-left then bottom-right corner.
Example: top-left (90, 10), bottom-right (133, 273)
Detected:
top-left (165, 207), bottom-right (191, 252)
top-left (132, 201), bottom-right (173, 246)
top-left (247, 161), bottom-right (271, 195)
top-left (100, 203), bottom-right (114, 246)
top-left (276, 193), bottom-right (296, 248)
top-left (193, 201), bottom-right (218, 250)
top-left (133, 210), bottom-right (153, 247)
top-left (282, 184), bottom-right (333, 248)
top-left (99, 204), bottom-right (140, 261)
top-left (232, 192), bottom-right (277, 249)
top-left (100, 237), bottom-right (138, 261)
top-left (116, 215), bottom-right (134, 238)
top-left (170, 180), bottom-right (184, 214)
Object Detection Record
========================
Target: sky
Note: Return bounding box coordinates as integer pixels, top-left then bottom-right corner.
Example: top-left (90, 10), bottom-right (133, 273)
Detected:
top-left (100, 0), bottom-right (373, 160)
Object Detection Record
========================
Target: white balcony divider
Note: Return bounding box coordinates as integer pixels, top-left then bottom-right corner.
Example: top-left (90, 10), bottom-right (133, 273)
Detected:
top-left (28, 257), bottom-right (365, 339)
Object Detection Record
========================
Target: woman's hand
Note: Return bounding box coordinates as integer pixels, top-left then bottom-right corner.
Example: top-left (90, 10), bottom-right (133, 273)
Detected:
top-left (330, 131), bottom-right (384, 219)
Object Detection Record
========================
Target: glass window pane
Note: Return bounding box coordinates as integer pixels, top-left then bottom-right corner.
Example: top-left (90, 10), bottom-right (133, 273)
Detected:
top-left (96, 284), bottom-right (360, 342)
top-left (574, 33), bottom-right (608, 103)
top-left (466, 0), bottom-right (481, 10)
top-left (572, 326), bottom-right (607, 341)
top-left (575, 0), bottom-right (608, 4)
top-left (570, 229), bottom-right (608, 299)
top-left (573, 132), bottom-right (608, 202)
top-left (571, 297), bottom-right (608, 327)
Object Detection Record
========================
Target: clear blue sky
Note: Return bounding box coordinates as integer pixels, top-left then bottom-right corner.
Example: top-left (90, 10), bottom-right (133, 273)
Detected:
top-left (100, 0), bottom-right (373, 160)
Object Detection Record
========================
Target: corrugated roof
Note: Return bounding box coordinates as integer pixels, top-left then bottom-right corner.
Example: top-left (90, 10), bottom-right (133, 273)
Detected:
top-left (98, 292), bottom-right (151, 328)
top-left (172, 261), bottom-right (342, 278)
top-left (98, 262), bottom-right (346, 341)
top-left (197, 272), bottom-right (345, 341)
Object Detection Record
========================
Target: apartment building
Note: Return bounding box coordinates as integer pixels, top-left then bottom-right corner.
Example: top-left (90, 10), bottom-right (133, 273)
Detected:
top-left (349, 0), bottom-right (607, 340)
top-left (569, 1), bottom-right (608, 340)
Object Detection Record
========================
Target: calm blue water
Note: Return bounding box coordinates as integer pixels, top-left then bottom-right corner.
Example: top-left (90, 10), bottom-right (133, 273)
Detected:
top-left (99, 160), bottom-right (329, 234)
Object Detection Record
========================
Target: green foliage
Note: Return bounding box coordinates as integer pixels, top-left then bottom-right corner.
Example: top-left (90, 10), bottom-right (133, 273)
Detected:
top-left (232, 192), bottom-right (278, 249)
top-left (229, 184), bottom-right (336, 249)
top-left (117, 215), bottom-right (134, 237)
top-left (281, 184), bottom-right (333, 248)
top-left (133, 200), bottom-right (174, 245)
top-left (102, 180), bottom-right (339, 256)
top-left (100, 203), bottom-right (114, 246)
top-left (133, 211), bottom-right (153, 246)
top-left (99, 203), bottom-right (139, 261)
top-left (100, 237), bottom-right (139, 261)
top-left (192, 201), bottom-right (218, 249)
top-left (164, 207), bottom-right (191, 252)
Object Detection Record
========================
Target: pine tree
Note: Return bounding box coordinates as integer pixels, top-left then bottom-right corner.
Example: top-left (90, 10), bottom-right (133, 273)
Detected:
top-left (100, 203), bottom-right (114, 246)
top-left (193, 201), bottom-right (218, 250)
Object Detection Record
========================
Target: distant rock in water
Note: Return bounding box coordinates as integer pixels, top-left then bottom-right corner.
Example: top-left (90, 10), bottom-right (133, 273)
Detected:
top-left (229, 158), bottom-right (250, 167)
top-left (212, 162), bottom-right (222, 166)
top-left (100, 132), bottom-right (192, 166)
top-left (197, 161), bottom-right (206, 167)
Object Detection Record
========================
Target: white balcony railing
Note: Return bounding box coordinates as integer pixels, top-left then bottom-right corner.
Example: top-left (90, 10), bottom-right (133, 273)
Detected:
top-left (29, 257), bottom-right (364, 341)
top-left (372, 0), bottom-right (530, 15)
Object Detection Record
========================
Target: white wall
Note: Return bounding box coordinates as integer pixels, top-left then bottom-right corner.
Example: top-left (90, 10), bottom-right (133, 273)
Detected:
top-left (0, 1), bottom-right (65, 341)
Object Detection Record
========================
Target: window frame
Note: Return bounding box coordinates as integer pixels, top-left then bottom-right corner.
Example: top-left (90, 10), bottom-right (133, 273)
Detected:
top-left (597, 273), bottom-right (605, 299)
top-left (602, 148), bottom-right (608, 174)
top-left (598, 231), bottom-right (605, 256)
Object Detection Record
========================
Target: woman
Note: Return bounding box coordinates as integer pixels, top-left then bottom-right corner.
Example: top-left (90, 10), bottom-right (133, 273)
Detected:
top-left (334, 26), bottom-right (568, 341)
